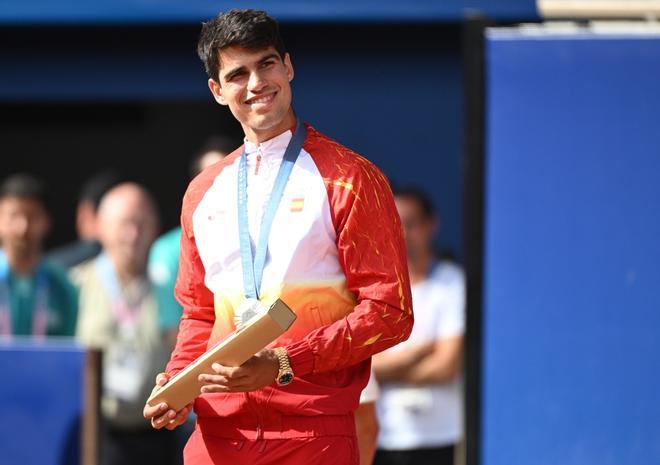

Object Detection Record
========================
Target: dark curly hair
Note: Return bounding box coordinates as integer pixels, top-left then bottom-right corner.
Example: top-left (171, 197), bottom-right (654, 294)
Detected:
top-left (197, 9), bottom-right (287, 82)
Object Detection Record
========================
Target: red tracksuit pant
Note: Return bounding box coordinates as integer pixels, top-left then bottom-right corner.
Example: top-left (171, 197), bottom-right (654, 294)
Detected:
top-left (183, 414), bottom-right (359, 465)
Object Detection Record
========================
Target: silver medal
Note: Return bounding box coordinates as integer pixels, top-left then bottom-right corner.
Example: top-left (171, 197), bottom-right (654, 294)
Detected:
top-left (234, 298), bottom-right (265, 328)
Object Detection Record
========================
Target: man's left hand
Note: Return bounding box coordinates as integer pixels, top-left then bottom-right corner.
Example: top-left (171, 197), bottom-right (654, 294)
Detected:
top-left (198, 348), bottom-right (279, 393)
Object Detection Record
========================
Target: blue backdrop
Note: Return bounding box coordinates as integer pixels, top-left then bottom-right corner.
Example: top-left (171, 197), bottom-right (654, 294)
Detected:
top-left (0, 0), bottom-right (537, 23)
top-left (481, 29), bottom-right (660, 465)
top-left (0, 341), bottom-right (90, 465)
top-left (0, 23), bottom-right (465, 258)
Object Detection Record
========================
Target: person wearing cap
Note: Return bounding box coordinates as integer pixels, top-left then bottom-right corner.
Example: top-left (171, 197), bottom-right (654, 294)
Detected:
top-left (143, 9), bottom-right (413, 465)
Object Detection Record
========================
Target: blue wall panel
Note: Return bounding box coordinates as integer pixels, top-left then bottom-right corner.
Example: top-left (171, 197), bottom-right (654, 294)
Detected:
top-left (481, 30), bottom-right (660, 465)
top-left (0, 0), bottom-right (537, 24)
top-left (0, 341), bottom-right (88, 465)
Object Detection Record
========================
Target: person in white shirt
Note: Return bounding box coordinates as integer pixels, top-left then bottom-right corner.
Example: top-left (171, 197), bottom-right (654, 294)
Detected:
top-left (357, 371), bottom-right (381, 465)
top-left (373, 187), bottom-right (465, 465)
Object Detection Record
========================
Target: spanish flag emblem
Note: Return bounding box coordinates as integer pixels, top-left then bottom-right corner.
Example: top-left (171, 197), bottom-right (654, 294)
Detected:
top-left (290, 197), bottom-right (305, 212)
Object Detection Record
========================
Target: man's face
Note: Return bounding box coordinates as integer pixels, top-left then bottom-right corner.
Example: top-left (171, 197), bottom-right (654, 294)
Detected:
top-left (98, 192), bottom-right (158, 275)
top-left (208, 46), bottom-right (294, 139)
top-left (0, 197), bottom-right (50, 257)
top-left (395, 196), bottom-right (436, 260)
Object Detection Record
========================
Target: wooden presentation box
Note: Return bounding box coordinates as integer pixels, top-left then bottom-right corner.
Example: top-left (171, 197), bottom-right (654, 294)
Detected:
top-left (147, 299), bottom-right (296, 411)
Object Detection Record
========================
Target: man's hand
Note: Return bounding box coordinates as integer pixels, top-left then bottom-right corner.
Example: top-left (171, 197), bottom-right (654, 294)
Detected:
top-left (198, 348), bottom-right (279, 393)
top-left (372, 342), bottom-right (435, 382)
top-left (143, 373), bottom-right (193, 430)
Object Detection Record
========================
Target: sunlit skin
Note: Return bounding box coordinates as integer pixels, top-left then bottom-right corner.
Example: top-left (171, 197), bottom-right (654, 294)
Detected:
top-left (207, 46), bottom-right (296, 144)
top-left (75, 199), bottom-right (98, 241)
top-left (0, 197), bottom-right (50, 275)
top-left (395, 196), bottom-right (438, 283)
top-left (144, 45), bottom-right (295, 430)
top-left (355, 401), bottom-right (379, 465)
top-left (97, 183), bottom-right (159, 284)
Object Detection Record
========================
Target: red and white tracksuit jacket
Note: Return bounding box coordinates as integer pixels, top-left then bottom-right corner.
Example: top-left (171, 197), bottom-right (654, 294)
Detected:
top-left (167, 123), bottom-right (413, 463)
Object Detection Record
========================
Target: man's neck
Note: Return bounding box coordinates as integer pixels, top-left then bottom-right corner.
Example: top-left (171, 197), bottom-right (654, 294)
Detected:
top-left (243, 109), bottom-right (296, 144)
top-left (107, 255), bottom-right (145, 286)
top-left (408, 251), bottom-right (433, 285)
top-left (3, 247), bottom-right (41, 276)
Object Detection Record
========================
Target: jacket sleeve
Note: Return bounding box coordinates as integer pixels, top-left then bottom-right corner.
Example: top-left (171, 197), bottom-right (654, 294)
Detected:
top-left (284, 157), bottom-right (414, 376)
top-left (165, 190), bottom-right (215, 376)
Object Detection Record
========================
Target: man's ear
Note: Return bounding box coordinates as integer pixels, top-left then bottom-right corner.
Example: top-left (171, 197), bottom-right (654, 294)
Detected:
top-left (208, 79), bottom-right (228, 106)
top-left (283, 53), bottom-right (294, 82)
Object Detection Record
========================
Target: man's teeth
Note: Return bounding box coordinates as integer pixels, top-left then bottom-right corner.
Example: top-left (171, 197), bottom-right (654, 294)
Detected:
top-left (249, 95), bottom-right (273, 104)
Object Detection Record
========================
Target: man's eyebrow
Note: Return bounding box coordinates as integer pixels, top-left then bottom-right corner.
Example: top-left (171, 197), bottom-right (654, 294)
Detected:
top-left (223, 65), bottom-right (246, 81)
top-left (221, 53), bottom-right (280, 81)
top-left (258, 53), bottom-right (280, 64)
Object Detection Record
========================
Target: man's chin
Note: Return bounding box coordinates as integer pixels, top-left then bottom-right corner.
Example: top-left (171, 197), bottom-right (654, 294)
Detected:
top-left (248, 108), bottom-right (290, 129)
top-left (249, 115), bottom-right (279, 130)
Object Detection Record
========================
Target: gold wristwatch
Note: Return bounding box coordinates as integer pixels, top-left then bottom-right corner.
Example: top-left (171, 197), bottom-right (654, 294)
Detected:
top-left (274, 347), bottom-right (294, 386)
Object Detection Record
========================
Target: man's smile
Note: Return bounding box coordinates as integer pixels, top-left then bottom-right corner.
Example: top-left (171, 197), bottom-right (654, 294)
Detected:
top-left (245, 91), bottom-right (277, 107)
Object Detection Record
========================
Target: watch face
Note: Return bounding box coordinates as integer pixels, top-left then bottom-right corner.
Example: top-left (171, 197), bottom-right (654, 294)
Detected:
top-left (278, 372), bottom-right (294, 386)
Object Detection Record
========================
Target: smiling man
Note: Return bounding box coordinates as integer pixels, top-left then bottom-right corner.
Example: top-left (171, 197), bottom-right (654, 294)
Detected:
top-left (143, 9), bottom-right (413, 465)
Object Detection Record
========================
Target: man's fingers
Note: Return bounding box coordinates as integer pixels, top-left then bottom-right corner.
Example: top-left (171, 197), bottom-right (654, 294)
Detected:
top-left (146, 373), bottom-right (190, 431)
top-left (149, 373), bottom-right (170, 395)
top-left (198, 374), bottom-right (230, 385)
top-left (200, 380), bottom-right (255, 393)
top-left (150, 409), bottom-right (177, 429)
top-left (199, 372), bottom-right (256, 391)
top-left (165, 406), bottom-right (191, 430)
top-left (201, 384), bottom-right (230, 393)
top-left (210, 363), bottom-right (248, 379)
top-left (143, 402), bottom-right (168, 420)
top-left (156, 373), bottom-right (170, 386)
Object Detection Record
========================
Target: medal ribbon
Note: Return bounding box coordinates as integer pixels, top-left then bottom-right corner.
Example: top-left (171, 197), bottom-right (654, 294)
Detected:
top-left (96, 253), bottom-right (149, 333)
top-left (237, 118), bottom-right (306, 300)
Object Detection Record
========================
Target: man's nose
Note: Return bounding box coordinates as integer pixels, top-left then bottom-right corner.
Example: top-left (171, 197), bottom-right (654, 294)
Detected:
top-left (122, 223), bottom-right (140, 244)
top-left (247, 70), bottom-right (267, 93)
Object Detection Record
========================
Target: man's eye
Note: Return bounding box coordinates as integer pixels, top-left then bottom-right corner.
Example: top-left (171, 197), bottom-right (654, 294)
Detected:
top-left (261, 61), bottom-right (275, 68)
top-left (227, 72), bottom-right (245, 81)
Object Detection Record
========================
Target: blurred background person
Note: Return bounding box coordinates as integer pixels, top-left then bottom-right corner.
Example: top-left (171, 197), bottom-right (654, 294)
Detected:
top-left (189, 135), bottom-right (238, 176)
top-left (0, 174), bottom-right (77, 338)
top-left (72, 182), bottom-right (176, 465)
top-left (48, 171), bottom-right (122, 269)
top-left (373, 187), bottom-right (465, 465)
top-left (357, 372), bottom-right (380, 465)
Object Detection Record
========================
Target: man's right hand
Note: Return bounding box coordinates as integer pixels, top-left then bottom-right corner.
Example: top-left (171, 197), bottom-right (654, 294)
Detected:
top-left (143, 372), bottom-right (193, 430)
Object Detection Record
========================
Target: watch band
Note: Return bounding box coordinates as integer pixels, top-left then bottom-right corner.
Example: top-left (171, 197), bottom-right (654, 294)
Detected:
top-left (274, 347), bottom-right (294, 386)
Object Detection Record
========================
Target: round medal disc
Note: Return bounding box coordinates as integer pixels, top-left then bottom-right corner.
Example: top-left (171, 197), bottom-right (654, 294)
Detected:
top-left (234, 298), bottom-right (265, 327)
